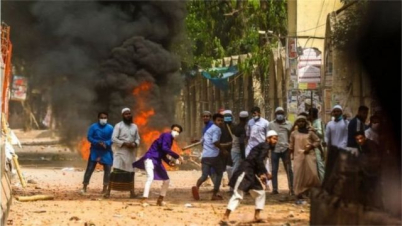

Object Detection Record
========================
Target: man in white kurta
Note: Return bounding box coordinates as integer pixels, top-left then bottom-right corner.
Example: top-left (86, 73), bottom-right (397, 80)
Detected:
top-left (325, 105), bottom-right (348, 149)
top-left (112, 113), bottom-right (140, 172)
top-left (105, 108), bottom-right (140, 198)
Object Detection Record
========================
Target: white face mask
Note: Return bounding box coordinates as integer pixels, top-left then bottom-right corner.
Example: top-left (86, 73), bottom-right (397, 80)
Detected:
top-left (276, 114), bottom-right (285, 121)
top-left (99, 119), bottom-right (107, 125)
top-left (253, 116), bottom-right (260, 121)
top-left (171, 131), bottom-right (180, 139)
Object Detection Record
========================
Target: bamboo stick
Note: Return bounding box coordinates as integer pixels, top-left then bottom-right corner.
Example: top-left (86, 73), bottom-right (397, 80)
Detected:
top-left (181, 141), bottom-right (202, 150)
top-left (17, 195), bottom-right (54, 202)
top-left (12, 154), bottom-right (26, 188)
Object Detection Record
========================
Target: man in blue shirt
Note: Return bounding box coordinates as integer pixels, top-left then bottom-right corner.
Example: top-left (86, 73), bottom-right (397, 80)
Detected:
top-left (202, 111), bottom-right (214, 135)
top-left (81, 112), bottom-right (114, 194)
top-left (192, 113), bottom-right (231, 201)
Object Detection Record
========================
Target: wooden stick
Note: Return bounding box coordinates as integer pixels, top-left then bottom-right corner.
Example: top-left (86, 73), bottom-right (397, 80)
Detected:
top-left (255, 174), bottom-right (266, 190)
top-left (12, 154), bottom-right (27, 188)
top-left (181, 141), bottom-right (202, 150)
top-left (226, 124), bottom-right (233, 137)
top-left (17, 195), bottom-right (54, 202)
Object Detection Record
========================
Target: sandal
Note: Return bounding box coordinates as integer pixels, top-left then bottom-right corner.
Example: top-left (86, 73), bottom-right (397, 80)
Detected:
top-left (192, 186), bottom-right (200, 200)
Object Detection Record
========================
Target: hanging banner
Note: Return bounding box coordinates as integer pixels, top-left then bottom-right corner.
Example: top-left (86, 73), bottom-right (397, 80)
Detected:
top-left (10, 75), bottom-right (28, 101)
top-left (298, 48), bottom-right (322, 84)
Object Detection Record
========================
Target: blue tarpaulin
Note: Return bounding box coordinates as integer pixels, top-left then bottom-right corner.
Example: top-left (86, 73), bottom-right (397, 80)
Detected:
top-left (201, 66), bottom-right (238, 91)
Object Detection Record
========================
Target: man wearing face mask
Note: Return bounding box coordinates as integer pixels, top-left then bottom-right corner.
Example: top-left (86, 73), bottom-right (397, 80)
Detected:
top-left (325, 105), bottom-right (349, 149)
top-left (245, 107), bottom-right (270, 157)
top-left (105, 108), bottom-right (140, 198)
top-left (245, 107), bottom-right (271, 190)
top-left (133, 124), bottom-right (184, 206)
top-left (268, 107), bottom-right (294, 195)
top-left (81, 112), bottom-right (114, 194)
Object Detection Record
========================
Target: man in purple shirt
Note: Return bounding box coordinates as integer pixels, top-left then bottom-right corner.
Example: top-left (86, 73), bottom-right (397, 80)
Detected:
top-left (133, 124), bottom-right (184, 206)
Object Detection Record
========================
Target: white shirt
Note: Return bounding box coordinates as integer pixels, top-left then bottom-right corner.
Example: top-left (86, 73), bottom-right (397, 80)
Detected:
top-left (365, 128), bottom-right (379, 144)
top-left (325, 119), bottom-right (348, 149)
top-left (245, 117), bottom-right (269, 157)
top-left (112, 122), bottom-right (140, 172)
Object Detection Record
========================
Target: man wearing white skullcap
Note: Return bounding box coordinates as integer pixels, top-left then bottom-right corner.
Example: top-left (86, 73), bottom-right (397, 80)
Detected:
top-left (239, 111), bottom-right (249, 118)
top-left (222, 130), bottom-right (278, 224)
top-left (325, 105), bottom-right (348, 149)
top-left (332, 105), bottom-right (343, 111)
top-left (268, 106), bottom-right (294, 195)
top-left (105, 107), bottom-right (140, 198)
top-left (121, 108), bottom-right (131, 114)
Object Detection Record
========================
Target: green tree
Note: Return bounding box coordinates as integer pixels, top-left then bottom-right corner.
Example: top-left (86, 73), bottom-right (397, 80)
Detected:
top-left (180, 0), bottom-right (287, 76)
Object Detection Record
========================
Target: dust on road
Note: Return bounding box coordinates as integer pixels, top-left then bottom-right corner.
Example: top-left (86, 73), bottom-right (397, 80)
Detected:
top-left (8, 166), bottom-right (310, 226)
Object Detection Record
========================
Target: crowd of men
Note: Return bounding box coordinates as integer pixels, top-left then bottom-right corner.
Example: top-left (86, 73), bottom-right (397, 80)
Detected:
top-left (80, 104), bottom-right (383, 224)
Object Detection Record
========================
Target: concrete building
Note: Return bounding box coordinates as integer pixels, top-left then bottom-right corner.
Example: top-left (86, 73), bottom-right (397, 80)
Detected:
top-left (287, 0), bottom-right (343, 122)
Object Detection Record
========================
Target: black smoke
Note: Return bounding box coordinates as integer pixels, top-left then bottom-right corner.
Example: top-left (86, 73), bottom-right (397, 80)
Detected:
top-left (2, 1), bottom-right (186, 144)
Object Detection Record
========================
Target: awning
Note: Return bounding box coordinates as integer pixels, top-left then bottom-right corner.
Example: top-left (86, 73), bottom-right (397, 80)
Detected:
top-left (201, 66), bottom-right (238, 91)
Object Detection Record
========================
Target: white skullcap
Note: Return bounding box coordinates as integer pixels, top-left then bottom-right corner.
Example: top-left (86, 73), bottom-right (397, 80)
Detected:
top-left (267, 130), bottom-right (278, 138)
top-left (275, 107), bottom-right (284, 113)
top-left (222, 110), bottom-right (232, 115)
top-left (296, 115), bottom-right (307, 121)
top-left (239, 111), bottom-right (249, 118)
top-left (121, 108), bottom-right (131, 114)
top-left (332, 105), bottom-right (343, 111)
top-left (203, 111), bottom-right (212, 116)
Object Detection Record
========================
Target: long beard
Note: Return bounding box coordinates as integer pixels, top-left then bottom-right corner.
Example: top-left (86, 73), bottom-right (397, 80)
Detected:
top-left (123, 117), bottom-right (132, 125)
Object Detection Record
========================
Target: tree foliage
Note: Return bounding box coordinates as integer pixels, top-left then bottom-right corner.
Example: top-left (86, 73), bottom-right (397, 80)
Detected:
top-left (332, 0), bottom-right (368, 51)
top-left (180, 0), bottom-right (287, 77)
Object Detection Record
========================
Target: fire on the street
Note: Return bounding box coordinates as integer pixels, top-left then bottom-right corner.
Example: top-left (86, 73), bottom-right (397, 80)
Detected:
top-left (78, 82), bottom-right (186, 171)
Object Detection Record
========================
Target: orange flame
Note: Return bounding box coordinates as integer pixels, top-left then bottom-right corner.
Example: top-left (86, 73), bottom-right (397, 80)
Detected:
top-left (78, 138), bottom-right (103, 170)
top-left (79, 138), bottom-right (91, 160)
top-left (77, 81), bottom-right (184, 171)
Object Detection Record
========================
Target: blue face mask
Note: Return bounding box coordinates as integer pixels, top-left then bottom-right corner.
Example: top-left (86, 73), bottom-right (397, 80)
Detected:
top-left (224, 116), bottom-right (232, 122)
top-left (336, 115), bottom-right (343, 121)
